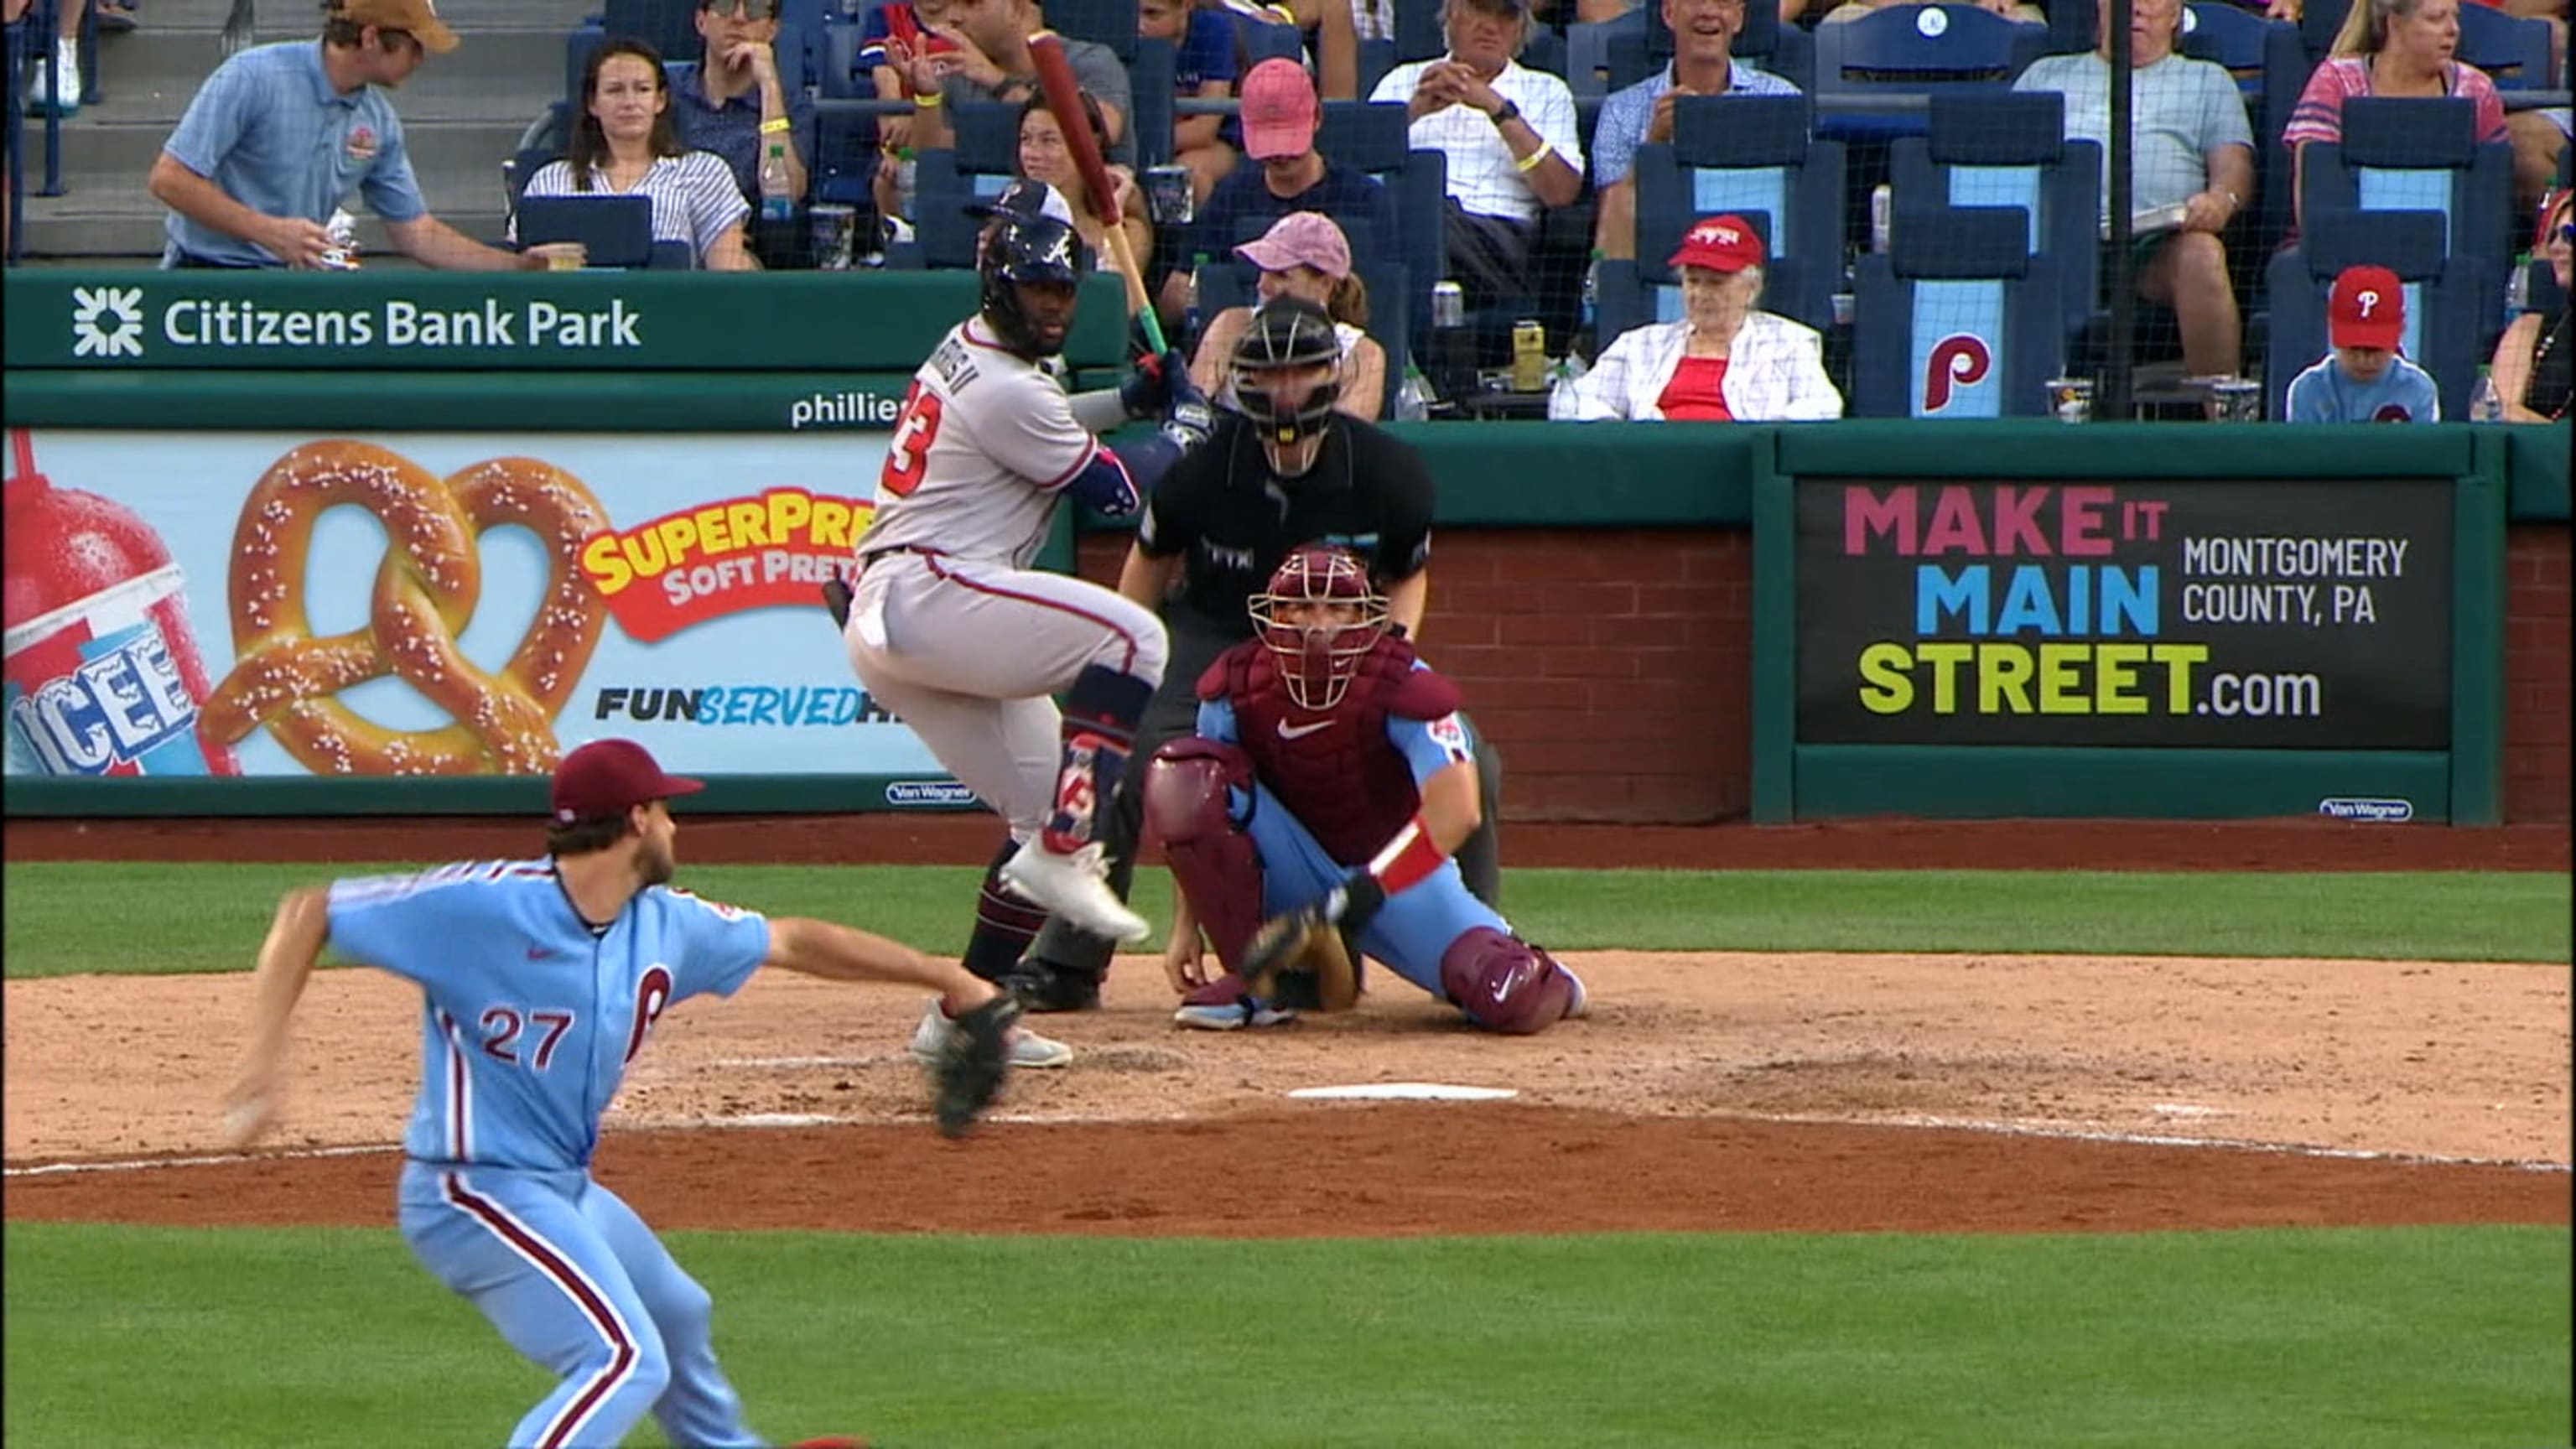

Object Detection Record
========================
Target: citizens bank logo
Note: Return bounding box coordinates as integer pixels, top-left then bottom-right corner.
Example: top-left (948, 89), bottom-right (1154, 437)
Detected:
top-left (70, 287), bottom-right (146, 358)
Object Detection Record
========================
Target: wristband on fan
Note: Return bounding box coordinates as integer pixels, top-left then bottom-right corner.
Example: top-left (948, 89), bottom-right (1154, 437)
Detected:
top-left (760, 117), bottom-right (792, 134)
top-left (913, 89), bottom-right (944, 106)
top-left (1365, 813), bottom-right (1449, 896)
top-left (1514, 141), bottom-right (1555, 174)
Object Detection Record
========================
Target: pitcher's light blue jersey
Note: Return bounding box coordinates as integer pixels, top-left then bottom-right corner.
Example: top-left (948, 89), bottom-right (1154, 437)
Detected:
top-left (326, 859), bottom-right (770, 1171)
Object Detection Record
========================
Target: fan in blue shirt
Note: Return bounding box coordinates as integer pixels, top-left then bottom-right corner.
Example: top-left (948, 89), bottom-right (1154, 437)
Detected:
top-left (2283, 264), bottom-right (2444, 423)
top-left (222, 739), bottom-right (1022, 1449)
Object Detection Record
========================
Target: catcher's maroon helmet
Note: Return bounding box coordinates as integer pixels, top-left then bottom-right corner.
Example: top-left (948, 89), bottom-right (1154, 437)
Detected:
top-left (1251, 546), bottom-right (1389, 710)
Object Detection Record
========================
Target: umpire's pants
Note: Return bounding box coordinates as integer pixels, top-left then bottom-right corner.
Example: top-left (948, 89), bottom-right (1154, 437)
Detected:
top-left (1026, 613), bottom-right (1505, 978)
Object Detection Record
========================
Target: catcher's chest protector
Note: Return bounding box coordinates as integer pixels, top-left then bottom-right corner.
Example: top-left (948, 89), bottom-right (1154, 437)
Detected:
top-left (1218, 639), bottom-right (1462, 867)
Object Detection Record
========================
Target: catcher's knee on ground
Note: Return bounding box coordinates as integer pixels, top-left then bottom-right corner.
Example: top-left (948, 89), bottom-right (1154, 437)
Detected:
top-left (1144, 738), bottom-right (1265, 970)
top-left (1438, 927), bottom-right (1578, 1035)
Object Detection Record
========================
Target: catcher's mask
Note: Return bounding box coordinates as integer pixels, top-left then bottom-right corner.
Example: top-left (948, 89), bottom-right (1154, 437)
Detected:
top-left (980, 212), bottom-right (1088, 361)
top-left (1232, 296), bottom-right (1343, 445)
top-left (1250, 545), bottom-right (1388, 711)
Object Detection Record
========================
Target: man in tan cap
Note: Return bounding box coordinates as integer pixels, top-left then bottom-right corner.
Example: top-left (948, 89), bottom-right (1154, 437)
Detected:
top-left (148, 0), bottom-right (558, 269)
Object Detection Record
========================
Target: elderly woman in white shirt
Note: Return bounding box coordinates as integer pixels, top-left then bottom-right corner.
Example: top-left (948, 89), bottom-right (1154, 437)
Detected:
top-left (1564, 213), bottom-right (1841, 422)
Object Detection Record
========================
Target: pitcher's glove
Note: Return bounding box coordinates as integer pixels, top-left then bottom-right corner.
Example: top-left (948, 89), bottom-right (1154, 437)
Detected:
top-left (932, 994), bottom-right (1021, 1138)
top-left (1240, 875), bottom-right (1381, 1012)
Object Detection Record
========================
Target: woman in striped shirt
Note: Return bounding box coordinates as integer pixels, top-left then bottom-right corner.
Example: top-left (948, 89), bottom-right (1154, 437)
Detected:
top-left (519, 38), bottom-right (758, 271)
top-left (2282, 0), bottom-right (2509, 236)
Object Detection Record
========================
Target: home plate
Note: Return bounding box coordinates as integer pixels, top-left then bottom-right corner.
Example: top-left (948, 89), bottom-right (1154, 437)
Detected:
top-left (1287, 1083), bottom-right (1519, 1102)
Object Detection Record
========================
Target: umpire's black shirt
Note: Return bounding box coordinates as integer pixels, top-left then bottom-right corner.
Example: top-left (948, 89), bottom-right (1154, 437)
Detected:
top-left (1135, 411), bottom-right (1437, 643)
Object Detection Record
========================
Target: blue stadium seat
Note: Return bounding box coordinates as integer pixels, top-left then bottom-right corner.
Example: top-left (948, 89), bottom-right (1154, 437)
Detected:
top-left (911, 102), bottom-right (1030, 267)
top-left (1197, 260), bottom-right (1413, 415)
top-left (1889, 91), bottom-right (2101, 341)
top-left (2454, 2), bottom-right (2553, 89)
top-left (1810, 5), bottom-right (2049, 141)
top-left (1394, 0), bottom-right (1442, 63)
top-left (1241, 19), bottom-right (1305, 67)
top-left (1306, 100), bottom-right (1446, 345)
top-left (1358, 38), bottom-right (1398, 97)
top-left (2171, 3), bottom-right (2298, 261)
top-left (2298, 0), bottom-right (2350, 63)
top-left (2297, 96), bottom-right (2516, 314)
top-left (2264, 208), bottom-right (2484, 419)
top-left (1852, 204), bottom-right (2064, 418)
top-left (1046, 0), bottom-right (1140, 59)
top-left (1566, 12), bottom-right (1647, 101)
top-left (819, 15), bottom-right (871, 98)
top-left (601, 0), bottom-right (699, 72)
top-left (649, 238), bottom-right (699, 269)
top-left (1630, 94), bottom-right (1846, 332)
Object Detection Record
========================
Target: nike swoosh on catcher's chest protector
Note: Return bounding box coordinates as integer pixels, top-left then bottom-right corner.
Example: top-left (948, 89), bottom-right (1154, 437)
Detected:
top-left (1276, 718), bottom-right (1334, 740)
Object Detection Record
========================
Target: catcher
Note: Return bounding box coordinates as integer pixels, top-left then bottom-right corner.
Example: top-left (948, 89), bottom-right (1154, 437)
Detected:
top-left (1145, 547), bottom-right (1589, 1033)
top-left (221, 737), bottom-right (1014, 1449)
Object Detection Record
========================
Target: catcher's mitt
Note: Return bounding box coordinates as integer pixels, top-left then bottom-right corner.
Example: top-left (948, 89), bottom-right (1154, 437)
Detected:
top-left (932, 995), bottom-right (1021, 1137)
top-left (1240, 907), bottom-right (1361, 1011)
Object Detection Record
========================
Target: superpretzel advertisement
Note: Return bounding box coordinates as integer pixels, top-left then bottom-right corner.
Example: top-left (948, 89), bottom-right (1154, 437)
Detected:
top-left (1794, 478), bottom-right (2456, 750)
top-left (3, 428), bottom-right (966, 793)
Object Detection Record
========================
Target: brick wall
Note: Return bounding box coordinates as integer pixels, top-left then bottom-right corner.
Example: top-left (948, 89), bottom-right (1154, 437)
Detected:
top-left (1083, 522), bottom-right (2567, 825)
top-left (2505, 523), bottom-right (2570, 823)
top-left (1076, 528), bottom-right (1754, 823)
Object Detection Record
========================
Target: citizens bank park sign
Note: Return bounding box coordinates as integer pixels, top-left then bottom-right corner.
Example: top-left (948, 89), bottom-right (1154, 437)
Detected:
top-left (67, 284), bottom-right (641, 358)
top-left (1794, 478), bottom-right (2456, 750)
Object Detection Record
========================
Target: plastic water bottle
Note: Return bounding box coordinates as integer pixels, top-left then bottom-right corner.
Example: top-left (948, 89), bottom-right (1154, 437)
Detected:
top-left (760, 141), bottom-right (794, 226)
top-left (2504, 252), bottom-right (2532, 328)
top-left (893, 146), bottom-right (919, 222)
top-left (1545, 356), bottom-right (1587, 420)
top-left (1579, 248), bottom-right (1602, 345)
top-left (2469, 366), bottom-right (2503, 423)
top-left (1182, 252), bottom-right (1208, 353)
top-left (1394, 362), bottom-right (1431, 422)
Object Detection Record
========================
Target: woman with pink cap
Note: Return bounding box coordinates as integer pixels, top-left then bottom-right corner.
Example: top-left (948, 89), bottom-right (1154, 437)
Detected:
top-left (1563, 212), bottom-right (1841, 422)
top-left (1187, 210), bottom-right (1389, 419)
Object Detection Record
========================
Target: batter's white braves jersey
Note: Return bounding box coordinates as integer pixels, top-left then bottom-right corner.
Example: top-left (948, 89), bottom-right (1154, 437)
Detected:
top-left (859, 318), bottom-right (1103, 569)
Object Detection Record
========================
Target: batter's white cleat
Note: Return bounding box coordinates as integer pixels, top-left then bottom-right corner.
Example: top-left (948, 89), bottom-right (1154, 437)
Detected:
top-left (1000, 839), bottom-right (1150, 943)
top-left (909, 999), bottom-right (1073, 1069)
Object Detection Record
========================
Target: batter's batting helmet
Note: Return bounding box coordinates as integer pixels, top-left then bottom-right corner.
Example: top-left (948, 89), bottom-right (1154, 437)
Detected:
top-left (1250, 545), bottom-right (1388, 710)
top-left (980, 211), bottom-right (1088, 360)
top-left (1232, 297), bottom-right (1343, 444)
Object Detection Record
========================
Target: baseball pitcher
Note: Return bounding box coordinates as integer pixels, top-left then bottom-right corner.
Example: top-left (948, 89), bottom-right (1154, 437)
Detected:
top-left (1145, 547), bottom-right (1589, 1032)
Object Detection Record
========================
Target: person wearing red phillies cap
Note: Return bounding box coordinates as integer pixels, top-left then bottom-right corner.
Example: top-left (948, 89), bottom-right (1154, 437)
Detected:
top-left (2283, 264), bottom-right (2444, 423)
top-left (223, 736), bottom-right (1030, 1449)
top-left (1560, 213), bottom-right (1841, 422)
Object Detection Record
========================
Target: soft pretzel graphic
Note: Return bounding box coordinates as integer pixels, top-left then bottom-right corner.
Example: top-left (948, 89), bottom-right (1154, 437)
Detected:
top-left (203, 441), bottom-right (611, 776)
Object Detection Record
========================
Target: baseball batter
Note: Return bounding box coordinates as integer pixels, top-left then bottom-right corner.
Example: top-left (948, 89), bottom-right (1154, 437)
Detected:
top-left (834, 191), bottom-right (1213, 962)
top-left (221, 738), bottom-right (1015, 1449)
top-left (1145, 547), bottom-right (1588, 1032)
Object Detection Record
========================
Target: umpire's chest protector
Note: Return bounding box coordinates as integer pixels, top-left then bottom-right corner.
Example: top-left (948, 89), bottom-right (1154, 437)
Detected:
top-left (1209, 639), bottom-right (1464, 867)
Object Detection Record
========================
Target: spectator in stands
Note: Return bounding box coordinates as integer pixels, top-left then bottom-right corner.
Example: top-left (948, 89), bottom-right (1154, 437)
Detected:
top-left (1562, 213), bottom-right (1841, 420)
top-left (2274, 0), bottom-right (2566, 206)
top-left (891, 0), bottom-right (1135, 165)
top-left (1189, 210), bottom-right (1389, 417)
top-left (148, 0), bottom-right (553, 270)
top-left (1159, 57), bottom-right (1395, 320)
top-left (23, 0), bottom-right (83, 116)
top-left (2015, 0), bottom-right (2255, 387)
top-left (1138, 0), bottom-right (1242, 203)
top-left (667, 0), bottom-right (815, 219)
top-left (2283, 0), bottom-right (2510, 235)
top-left (2283, 263), bottom-right (2444, 420)
top-left (1590, 0), bottom-right (1801, 262)
top-left (860, 0), bottom-right (957, 169)
top-left (1369, 0), bottom-right (1584, 314)
top-left (518, 39), bottom-right (756, 271)
top-left (1819, 0), bottom-right (2045, 29)
top-left (1265, 0), bottom-right (1362, 99)
top-left (1017, 91), bottom-right (1152, 272)
top-left (2491, 186), bottom-right (2572, 421)
top-left (3, 0), bottom-right (25, 258)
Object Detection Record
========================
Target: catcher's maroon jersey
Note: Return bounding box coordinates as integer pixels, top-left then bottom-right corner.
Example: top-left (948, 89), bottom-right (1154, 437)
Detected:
top-left (1201, 633), bottom-right (1463, 865)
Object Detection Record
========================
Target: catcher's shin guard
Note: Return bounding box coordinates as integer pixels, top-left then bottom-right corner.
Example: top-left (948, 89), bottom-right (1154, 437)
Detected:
top-left (1438, 927), bottom-right (1577, 1035)
top-left (1144, 737), bottom-right (1265, 970)
top-left (1043, 665), bottom-right (1154, 854)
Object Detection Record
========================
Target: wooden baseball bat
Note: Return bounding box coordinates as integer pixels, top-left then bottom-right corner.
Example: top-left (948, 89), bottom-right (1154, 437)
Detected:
top-left (1026, 30), bottom-right (1170, 357)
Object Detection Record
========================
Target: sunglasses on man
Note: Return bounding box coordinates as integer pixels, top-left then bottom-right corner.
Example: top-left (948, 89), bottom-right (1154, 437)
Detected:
top-left (701, 0), bottom-right (777, 18)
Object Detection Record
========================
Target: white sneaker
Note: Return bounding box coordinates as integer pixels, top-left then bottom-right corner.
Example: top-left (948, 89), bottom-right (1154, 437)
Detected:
top-left (908, 999), bottom-right (1072, 1069)
top-left (999, 839), bottom-right (1148, 943)
top-left (27, 39), bottom-right (80, 117)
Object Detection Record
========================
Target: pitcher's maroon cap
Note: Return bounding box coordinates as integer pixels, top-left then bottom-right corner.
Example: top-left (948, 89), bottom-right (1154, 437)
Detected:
top-left (550, 739), bottom-right (703, 823)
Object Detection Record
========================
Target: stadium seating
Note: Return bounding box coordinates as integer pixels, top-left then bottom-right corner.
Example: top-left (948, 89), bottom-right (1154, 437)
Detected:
top-left (1306, 100), bottom-right (1449, 345)
top-left (2454, 3), bottom-right (2555, 90)
top-left (1888, 91), bottom-right (2100, 340)
top-left (1810, 5), bottom-right (2049, 140)
top-left (1197, 259), bottom-right (1412, 416)
top-left (2297, 96), bottom-right (2516, 315)
top-left (2265, 208), bottom-right (2484, 418)
top-left (1631, 95), bottom-right (1845, 332)
top-left (1852, 203), bottom-right (2065, 418)
top-left (909, 101), bottom-right (1029, 268)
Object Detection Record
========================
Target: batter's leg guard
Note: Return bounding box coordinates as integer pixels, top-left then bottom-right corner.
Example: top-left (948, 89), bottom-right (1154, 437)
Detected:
top-left (1041, 665), bottom-right (1155, 854)
top-left (965, 835), bottom-right (1052, 982)
top-left (1438, 927), bottom-right (1577, 1035)
top-left (1144, 736), bottom-right (1266, 970)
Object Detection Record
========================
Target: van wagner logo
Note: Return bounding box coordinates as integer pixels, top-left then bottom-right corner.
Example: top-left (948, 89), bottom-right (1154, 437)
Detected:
top-left (70, 287), bottom-right (146, 358)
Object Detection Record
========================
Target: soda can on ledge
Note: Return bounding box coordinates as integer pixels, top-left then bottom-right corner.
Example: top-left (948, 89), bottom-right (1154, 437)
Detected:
top-left (1142, 165), bottom-right (1194, 227)
top-left (1510, 319), bottom-right (1547, 392)
top-left (809, 203), bottom-right (858, 270)
top-left (1431, 280), bottom-right (1466, 330)
top-left (2045, 377), bottom-right (2095, 424)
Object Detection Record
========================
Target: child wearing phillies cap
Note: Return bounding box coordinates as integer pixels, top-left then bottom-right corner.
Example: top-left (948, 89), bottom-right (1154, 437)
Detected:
top-left (2283, 265), bottom-right (2443, 423)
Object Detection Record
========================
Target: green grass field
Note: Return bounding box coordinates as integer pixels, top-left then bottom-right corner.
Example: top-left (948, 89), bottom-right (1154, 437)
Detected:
top-left (5, 863), bottom-right (2569, 1446)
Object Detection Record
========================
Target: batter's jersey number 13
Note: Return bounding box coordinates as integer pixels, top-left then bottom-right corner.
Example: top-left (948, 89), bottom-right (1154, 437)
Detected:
top-left (880, 382), bottom-right (946, 497)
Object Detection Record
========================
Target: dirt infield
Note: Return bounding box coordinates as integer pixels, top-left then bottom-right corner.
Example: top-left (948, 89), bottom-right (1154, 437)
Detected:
top-left (5, 815), bottom-right (2568, 1236)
